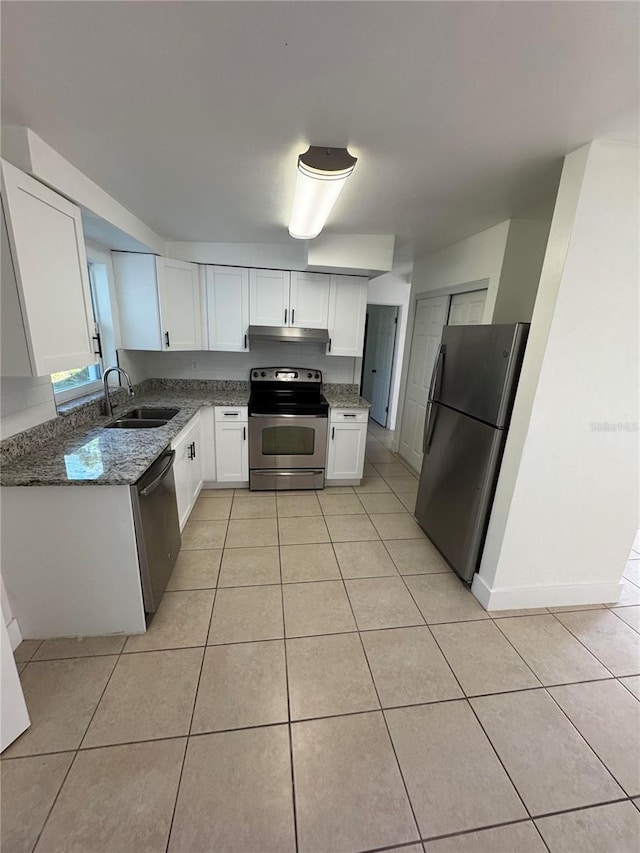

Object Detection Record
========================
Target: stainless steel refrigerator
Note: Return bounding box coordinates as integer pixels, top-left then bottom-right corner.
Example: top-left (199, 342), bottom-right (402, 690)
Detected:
top-left (414, 323), bottom-right (529, 582)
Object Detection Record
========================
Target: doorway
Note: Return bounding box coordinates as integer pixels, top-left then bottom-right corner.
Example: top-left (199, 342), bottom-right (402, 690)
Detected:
top-left (361, 304), bottom-right (399, 427)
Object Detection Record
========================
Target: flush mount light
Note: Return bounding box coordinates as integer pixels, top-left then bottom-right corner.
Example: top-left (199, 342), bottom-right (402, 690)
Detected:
top-left (288, 146), bottom-right (357, 240)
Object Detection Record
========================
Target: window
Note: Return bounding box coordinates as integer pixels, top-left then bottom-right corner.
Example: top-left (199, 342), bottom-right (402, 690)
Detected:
top-left (51, 263), bottom-right (103, 403)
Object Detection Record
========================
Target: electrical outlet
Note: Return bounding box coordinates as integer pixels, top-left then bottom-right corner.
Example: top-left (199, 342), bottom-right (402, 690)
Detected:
top-left (191, 361), bottom-right (198, 371)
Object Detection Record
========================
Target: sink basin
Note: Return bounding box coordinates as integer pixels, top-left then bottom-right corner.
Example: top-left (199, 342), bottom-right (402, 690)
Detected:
top-left (120, 407), bottom-right (180, 421)
top-left (105, 419), bottom-right (169, 429)
top-left (104, 407), bottom-right (180, 430)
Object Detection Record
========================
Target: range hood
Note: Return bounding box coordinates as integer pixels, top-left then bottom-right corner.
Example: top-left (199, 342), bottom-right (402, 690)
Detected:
top-left (248, 325), bottom-right (330, 345)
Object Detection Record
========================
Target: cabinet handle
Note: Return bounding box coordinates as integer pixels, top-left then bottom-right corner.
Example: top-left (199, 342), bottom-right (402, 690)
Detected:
top-left (223, 412), bottom-right (239, 416)
top-left (331, 427), bottom-right (335, 440)
top-left (291, 308), bottom-right (295, 324)
top-left (191, 442), bottom-right (196, 459)
top-left (244, 334), bottom-right (247, 349)
top-left (371, 369), bottom-right (377, 373)
top-left (165, 331), bottom-right (170, 348)
top-left (344, 413), bottom-right (356, 418)
top-left (328, 338), bottom-right (332, 352)
top-left (188, 443), bottom-right (194, 460)
top-left (284, 308), bottom-right (288, 324)
top-left (92, 333), bottom-right (103, 359)
top-left (243, 426), bottom-right (246, 441)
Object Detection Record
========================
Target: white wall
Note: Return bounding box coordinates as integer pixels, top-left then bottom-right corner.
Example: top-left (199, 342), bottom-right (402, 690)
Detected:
top-left (367, 273), bottom-right (411, 429)
top-left (411, 220), bottom-right (510, 320)
top-left (474, 140), bottom-right (639, 610)
top-left (0, 376), bottom-right (56, 439)
top-left (492, 220), bottom-right (551, 324)
top-left (119, 345), bottom-right (360, 387)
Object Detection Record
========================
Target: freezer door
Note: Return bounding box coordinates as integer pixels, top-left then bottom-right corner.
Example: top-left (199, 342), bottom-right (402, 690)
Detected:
top-left (434, 324), bottom-right (528, 427)
top-left (415, 404), bottom-right (505, 582)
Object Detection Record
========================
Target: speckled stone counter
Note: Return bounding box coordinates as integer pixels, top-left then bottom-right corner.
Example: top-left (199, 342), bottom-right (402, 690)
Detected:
top-left (0, 378), bottom-right (372, 486)
top-left (0, 380), bottom-right (249, 487)
top-left (323, 384), bottom-right (371, 409)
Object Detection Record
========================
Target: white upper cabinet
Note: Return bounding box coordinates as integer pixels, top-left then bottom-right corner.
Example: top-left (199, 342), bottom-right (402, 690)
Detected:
top-left (112, 253), bottom-right (202, 351)
top-left (156, 258), bottom-right (201, 351)
top-left (327, 275), bottom-right (368, 357)
top-left (1, 159), bottom-right (96, 377)
top-left (205, 265), bottom-right (249, 352)
top-left (249, 269), bottom-right (290, 326)
top-left (289, 272), bottom-right (330, 329)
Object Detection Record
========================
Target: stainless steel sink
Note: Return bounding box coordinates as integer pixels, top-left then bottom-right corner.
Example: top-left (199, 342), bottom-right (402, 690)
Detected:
top-left (104, 407), bottom-right (180, 429)
top-left (105, 419), bottom-right (169, 429)
top-left (120, 407), bottom-right (180, 421)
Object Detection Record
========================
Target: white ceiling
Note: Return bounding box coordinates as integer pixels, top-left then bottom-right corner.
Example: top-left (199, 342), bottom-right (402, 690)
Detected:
top-left (2, 1), bottom-right (638, 267)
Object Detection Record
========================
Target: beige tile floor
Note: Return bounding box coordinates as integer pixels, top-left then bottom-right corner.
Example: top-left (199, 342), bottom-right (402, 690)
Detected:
top-left (3, 422), bottom-right (640, 853)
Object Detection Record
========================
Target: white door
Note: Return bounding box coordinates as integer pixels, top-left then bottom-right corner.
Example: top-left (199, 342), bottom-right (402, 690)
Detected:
top-left (215, 421), bottom-right (249, 482)
top-left (249, 269), bottom-right (291, 326)
top-left (327, 276), bottom-right (368, 357)
top-left (327, 422), bottom-right (367, 480)
top-left (205, 266), bottom-right (249, 351)
top-left (289, 272), bottom-right (331, 328)
top-left (188, 426), bottom-right (204, 505)
top-left (157, 258), bottom-right (202, 351)
top-left (1, 616), bottom-right (30, 751)
top-left (363, 305), bottom-right (398, 427)
top-left (448, 289), bottom-right (487, 325)
top-left (399, 295), bottom-right (449, 472)
top-left (1, 160), bottom-right (96, 376)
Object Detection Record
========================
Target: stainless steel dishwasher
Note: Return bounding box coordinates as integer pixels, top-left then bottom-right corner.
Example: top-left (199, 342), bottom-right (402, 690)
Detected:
top-left (130, 447), bottom-right (181, 613)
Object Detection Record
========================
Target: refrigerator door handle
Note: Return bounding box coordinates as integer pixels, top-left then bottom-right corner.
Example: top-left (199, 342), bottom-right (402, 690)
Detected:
top-left (423, 345), bottom-right (445, 452)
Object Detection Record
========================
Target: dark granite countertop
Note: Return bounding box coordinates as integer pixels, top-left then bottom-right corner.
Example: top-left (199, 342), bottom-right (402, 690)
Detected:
top-left (0, 379), bottom-right (369, 487)
top-left (322, 385), bottom-right (371, 409)
top-left (0, 386), bottom-right (249, 487)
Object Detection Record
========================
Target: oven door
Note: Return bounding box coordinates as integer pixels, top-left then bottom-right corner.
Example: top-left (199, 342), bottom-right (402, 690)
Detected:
top-left (249, 414), bottom-right (328, 470)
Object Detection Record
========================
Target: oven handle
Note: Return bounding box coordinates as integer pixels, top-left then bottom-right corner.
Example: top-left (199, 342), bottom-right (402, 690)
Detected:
top-left (252, 469), bottom-right (324, 477)
top-left (249, 413), bottom-right (328, 419)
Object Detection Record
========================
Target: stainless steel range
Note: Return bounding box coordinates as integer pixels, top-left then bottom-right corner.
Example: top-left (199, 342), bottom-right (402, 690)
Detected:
top-left (248, 367), bottom-right (329, 490)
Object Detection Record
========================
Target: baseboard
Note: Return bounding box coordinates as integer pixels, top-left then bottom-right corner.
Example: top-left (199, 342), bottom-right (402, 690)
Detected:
top-left (471, 573), bottom-right (623, 611)
top-left (6, 617), bottom-right (22, 651)
top-left (325, 479), bottom-right (361, 487)
top-left (202, 481), bottom-right (246, 490)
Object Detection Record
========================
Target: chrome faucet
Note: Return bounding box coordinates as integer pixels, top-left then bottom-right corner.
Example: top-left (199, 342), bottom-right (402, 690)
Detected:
top-left (102, 366), bottom-right (135, 418)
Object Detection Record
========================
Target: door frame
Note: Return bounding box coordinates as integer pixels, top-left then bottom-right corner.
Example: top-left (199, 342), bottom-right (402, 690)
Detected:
top-left (361, 303), bottom-right (400, 427)
top-left (394, 278), bottom-right (490, 456)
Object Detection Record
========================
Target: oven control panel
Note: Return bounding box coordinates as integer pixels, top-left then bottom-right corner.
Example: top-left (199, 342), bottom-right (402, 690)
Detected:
top-left (250, 367), bottom-right (322, 383)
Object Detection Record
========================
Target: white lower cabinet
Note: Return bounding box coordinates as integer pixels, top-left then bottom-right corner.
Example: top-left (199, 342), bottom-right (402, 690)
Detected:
top-left (326, 409), bottom-right (369, 483)
top-left (172, 413), bottom-right (203, 529)
top-left (214, 407), bottom-right (249, 483)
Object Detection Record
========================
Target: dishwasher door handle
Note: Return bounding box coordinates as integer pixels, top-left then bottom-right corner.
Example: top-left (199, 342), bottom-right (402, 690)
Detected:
top-left (139, 451), bottom-right (176, 496)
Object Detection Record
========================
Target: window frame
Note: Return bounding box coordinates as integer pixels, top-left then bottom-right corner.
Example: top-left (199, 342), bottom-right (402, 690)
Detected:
top-left (51, 262), bottom-right (103, 404)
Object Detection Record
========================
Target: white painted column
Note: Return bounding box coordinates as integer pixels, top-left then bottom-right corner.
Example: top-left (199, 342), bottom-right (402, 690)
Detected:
top-left (474, 140), bottom-right (639, 610)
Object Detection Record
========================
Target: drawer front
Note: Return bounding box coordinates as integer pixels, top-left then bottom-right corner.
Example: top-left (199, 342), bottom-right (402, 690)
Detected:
top-left (215, 406), bottom-right (248, 422)
top-left (330, 408), bottom-right (369, 423)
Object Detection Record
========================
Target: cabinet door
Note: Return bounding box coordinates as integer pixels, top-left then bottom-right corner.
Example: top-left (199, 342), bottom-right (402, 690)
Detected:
top-left (205, 266), bottom-right (249, 351)
top-left (173, 436), bottom-right (194, 530)
top-left (189, 421), bottom-right (204, 505)
top-left (327, 422), bottom-right (367, 480)
top-left (249, 269), bottom-right (291, 326)
top-left (215, 420), bottom-right (248, 483)
top-left (289, 272), bottom-right (330, 329)
top-left (157, 258), bottom-right (202, 351)
top-left (1, 160), bottom-right (96, 376)
top-left (112, 253), bottom-right (162, 351)
top-left (327, 276), bottom-right (368, 357)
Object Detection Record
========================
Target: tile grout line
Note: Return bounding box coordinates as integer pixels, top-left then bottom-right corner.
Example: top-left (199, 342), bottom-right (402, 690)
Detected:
top-left (337, 545), bottom-right (424, 847)
top-left (547, 609), bottom-right (623, 677)
top-left (163, 487), bottom-right (229, 853)
top-left (29, 639), bottom-right (127, 852)
top-left (275, 487), bottom-right (300, 853)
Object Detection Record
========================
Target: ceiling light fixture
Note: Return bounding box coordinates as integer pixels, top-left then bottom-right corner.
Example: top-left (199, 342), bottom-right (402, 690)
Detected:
top-left (288, 146), bottom-right (357, 240)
